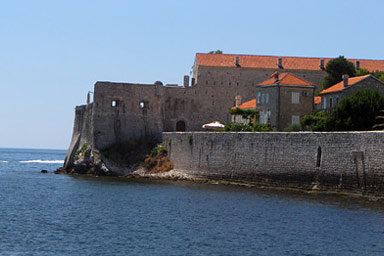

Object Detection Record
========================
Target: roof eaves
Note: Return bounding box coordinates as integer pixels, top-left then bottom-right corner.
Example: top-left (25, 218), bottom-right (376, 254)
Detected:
top-left (279, 85), bottom-right (316, 88)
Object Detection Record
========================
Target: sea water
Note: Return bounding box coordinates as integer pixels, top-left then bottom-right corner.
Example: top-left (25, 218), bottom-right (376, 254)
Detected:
top-left (0, 148), bottom-right (383, 256)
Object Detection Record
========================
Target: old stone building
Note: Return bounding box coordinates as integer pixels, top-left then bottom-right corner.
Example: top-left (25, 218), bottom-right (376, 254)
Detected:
top-left (192, 53), bottom-right (384, 91)
top-left (320, 74), bottom-right (384, 110)
top-left (256, 72), bottom-right (315, 130)
top-left (78, 53), bottom-right (384, 150)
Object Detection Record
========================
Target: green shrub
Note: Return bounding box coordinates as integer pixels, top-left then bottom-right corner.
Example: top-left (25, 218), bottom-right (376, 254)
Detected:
top-left (224, 122), bottom-right (253, 131)
top-left (229, 108), bottom-right (259, 124)
top-left (301, 111), bottom-right (328, 131)
top-left (323, 89), bottom-right (384, 131)
top-left (252, 123), bottom-right (271, 132)
top-left (284, 123), bottom-right (302, 132)
top-left (75, 143), bottom-right (90, 159)
top-left (150, 146), bottom-right (168, 157)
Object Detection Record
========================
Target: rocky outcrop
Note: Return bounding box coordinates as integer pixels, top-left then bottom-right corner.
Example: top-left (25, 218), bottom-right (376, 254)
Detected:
top-left (56, 146), bottom-right (112, 176)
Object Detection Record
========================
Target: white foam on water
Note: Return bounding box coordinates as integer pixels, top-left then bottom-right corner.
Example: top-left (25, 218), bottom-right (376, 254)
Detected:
top-left (19, 160), bottom-right (64, 164)
top-left (0, 160), bottom-right (8, 163)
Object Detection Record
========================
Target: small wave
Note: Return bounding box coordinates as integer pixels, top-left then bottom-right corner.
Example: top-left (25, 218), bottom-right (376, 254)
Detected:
top-left (19, 160), bottom-right (64, 164)
top-left (0, 160), bottom-right (8, 163)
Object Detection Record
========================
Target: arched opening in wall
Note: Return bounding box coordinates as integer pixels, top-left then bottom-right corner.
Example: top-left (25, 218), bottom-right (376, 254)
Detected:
top-left (316, 146), bottom-right (322, 167)
top-left (176, 120), bottom-right (186, 132)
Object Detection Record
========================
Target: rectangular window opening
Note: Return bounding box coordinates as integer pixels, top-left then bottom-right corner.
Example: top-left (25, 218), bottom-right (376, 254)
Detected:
top-left (292, 115), bottom-right (300, 124)
top-left (292, 92), bottom-right (300, 104)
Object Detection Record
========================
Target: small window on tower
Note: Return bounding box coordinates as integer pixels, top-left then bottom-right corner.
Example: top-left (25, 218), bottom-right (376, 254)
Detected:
top-left (111, 100), bottom-right (117, 107)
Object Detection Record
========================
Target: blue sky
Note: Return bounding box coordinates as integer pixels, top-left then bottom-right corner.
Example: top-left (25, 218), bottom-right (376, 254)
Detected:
top-left (1, 0), bottom-right (384, 149)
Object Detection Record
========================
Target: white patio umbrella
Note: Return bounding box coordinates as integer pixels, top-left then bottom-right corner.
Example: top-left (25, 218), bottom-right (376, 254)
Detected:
top-left (202, 121), bottom-right (225, 129)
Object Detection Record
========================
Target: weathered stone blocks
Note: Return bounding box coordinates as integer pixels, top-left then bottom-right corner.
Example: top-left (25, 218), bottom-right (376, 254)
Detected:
top-left (163, 131), bottom-right (384, 197)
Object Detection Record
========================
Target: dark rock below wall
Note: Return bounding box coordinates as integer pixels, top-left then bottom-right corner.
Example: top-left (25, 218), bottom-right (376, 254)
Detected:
top-left (55, 149), bottom-right (114, 176)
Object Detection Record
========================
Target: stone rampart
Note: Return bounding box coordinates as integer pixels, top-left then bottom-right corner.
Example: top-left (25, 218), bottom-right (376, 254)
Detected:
top-left (64, 104), bottom-right (93, 169)
top-left (162, 132), bottom-right (384, 197)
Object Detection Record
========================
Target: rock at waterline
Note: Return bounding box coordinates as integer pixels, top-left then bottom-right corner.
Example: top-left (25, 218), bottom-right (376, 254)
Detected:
top-left (41, 170), bottom-right (48, 174)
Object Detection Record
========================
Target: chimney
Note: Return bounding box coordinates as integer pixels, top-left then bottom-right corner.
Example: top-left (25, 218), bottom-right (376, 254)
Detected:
top-left (235, 56), bottom-right (240, 67)
top-left (320, 59), bottom-right (325, 70)
top-left (191, 77), bottom-right (196, 86)
top-left (342, 74), bottom-right (349, 87)
top-left (235, 95), bottom-right (242, 107)
top-left (273, 72), bottom-right (279, 83)
top-left (356, 60), bottom-right (360, 70)
top-left (183, 75), bottom-right (189, 88)
top-left (277, 57), bottom-right (283, 68)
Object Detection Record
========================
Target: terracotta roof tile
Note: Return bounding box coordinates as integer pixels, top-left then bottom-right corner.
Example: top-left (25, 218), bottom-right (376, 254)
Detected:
top-left (196, 53), bottom-right (384, 72)
top-left (232, 98), bottom-right (257, 109)
top-left (257, 72), bottom-right (315, 86)
top-left (320, 75), bottom-right (370, 94)
top-left (314, 96), bottom-right (322, 105)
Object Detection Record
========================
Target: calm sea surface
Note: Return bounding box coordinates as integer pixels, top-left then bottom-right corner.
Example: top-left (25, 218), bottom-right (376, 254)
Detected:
top-left (0, 148), bottom-right (383, 256)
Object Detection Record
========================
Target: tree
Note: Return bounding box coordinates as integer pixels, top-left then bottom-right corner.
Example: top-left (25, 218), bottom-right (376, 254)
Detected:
top-left (302, 89), bottom-right (384, 131)
top-left (323, 89), bottom-right (384, 131)
top-left (322, 56), bottom-right (356, 90)
top-left (356, 68), bottom-right (370, 76)
top-left (208, 50), bottom-right (223, 54)
top-left (356, 68), bottom-right (384, 82)
top-left (300, 111), bottom-right (328, 131)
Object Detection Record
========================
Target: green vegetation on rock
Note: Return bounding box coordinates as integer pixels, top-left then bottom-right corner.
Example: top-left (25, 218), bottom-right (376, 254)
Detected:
top-left (149, 146), bottom-right (168, 157)
top-left (75, 143), bottom-right (91, 160)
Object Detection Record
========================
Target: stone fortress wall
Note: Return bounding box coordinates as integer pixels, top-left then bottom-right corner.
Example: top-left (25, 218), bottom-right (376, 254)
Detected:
top-left (64, 104), bottom-right (93, 169)
top-left (87, 64), bottom-right (332, 150)
top-left (194, 66), bottom-right (327, 90)
top-left (90, 77), bottom-right (263, 149)
top-left (162, 131), bottom-right (384, 196)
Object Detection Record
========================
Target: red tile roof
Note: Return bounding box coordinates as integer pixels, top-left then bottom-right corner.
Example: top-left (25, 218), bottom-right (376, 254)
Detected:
top-left (196, 53), bottom-right (384, 72)
top-left (232, 98), bottom-right (257, 109)
top-left (314, 96), bottom-right (322, 105)
top-left (320, 75), bottom-right (370, 94)
top-left (257, 72), bottom-right (315, 86)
